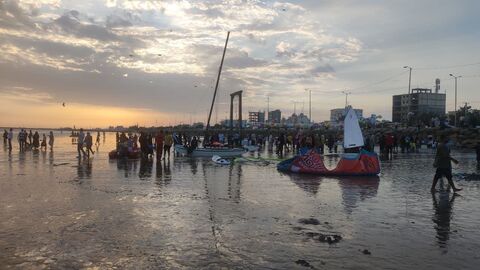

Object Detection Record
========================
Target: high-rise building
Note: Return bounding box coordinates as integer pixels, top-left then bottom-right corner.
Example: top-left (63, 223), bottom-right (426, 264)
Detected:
top-left (248, 111), bottom-right (265, 126)
top-left (392, 88), bottom-right (446, 123)
top-left (268, 110), bottom-right (281, 124)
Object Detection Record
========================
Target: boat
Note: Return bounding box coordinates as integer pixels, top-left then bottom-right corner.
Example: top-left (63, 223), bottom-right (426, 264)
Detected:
top-left (277, 108), bottom-right (380, 176)
top-left (108, 149), bottom-right (141, 159)
top-left (174, 31), bottom-right (245, 158)
top-left (175, 145), bottom-right (245, 157)
top-left (212, 155), bottom-right (231, 165)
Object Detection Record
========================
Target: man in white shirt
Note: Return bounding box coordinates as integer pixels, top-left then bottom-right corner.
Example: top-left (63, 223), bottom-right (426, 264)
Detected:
top-left (77, 128), bottom-right (86, 158)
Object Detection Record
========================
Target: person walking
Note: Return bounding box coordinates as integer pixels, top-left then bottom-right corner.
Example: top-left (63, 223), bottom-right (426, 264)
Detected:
top-left (95, 131), bottom-right (101, 146)
top-left (431, 135), bottom-right (462, 193)
top-left (7, 128), bottom-right (13, 152)
top-left (48, 131), bottom-right (54, 151)
top-left (77, 128), bottom-right (86, 158)
top-left (85, 132), bottom-right (94, 158)
top-left (163, 132), bottom-right (173, 160)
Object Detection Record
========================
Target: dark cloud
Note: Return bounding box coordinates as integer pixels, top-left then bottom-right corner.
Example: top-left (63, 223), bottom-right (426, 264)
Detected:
top-left (0, 0), bottom-right (37, 29)
top-left (310, 64), bottom-right (335, 76)
top-left (106, 14), bottom-right (133, 28)
top-left (52, 10), bottom-right (119, 42)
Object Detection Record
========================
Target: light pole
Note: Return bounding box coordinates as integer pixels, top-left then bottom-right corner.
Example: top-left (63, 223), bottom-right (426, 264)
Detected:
top-left (403, 66), bottom-right (413, 124)
top-left (449, 73), bottom-right (462, 127)
top-left (342, 90), bottom-right (351, 108)
top-left (403, 66), bottom-right (412, 94)
top-left (305, 88), bottom-right (312, 123)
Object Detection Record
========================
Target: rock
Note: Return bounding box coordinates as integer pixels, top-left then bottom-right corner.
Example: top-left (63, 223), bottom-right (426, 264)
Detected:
top-left (298, 218), bottom-right (320, 225)
top-left (295, 259), bottom-right (311, 268)
top-left (318, 234), bottom-right (342, 244)
top-left (362, 249), bottom-right (371, 255)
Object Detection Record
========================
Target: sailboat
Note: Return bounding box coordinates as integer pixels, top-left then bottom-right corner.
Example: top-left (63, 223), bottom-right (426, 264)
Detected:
top-left (277, 107), bottom-right (380, 176)
top-left (174, 32), bottom-right (246, 158)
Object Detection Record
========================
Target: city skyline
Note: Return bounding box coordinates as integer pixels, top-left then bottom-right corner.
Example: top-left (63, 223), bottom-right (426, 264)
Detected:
top-left (1, 0), bottom-right (480, 128)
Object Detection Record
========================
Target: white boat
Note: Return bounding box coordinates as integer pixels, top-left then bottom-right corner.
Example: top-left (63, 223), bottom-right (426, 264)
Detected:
top-left (175, 145), bottom-right (245, 157)
top-left (212, 155), bottom-right (231, 165)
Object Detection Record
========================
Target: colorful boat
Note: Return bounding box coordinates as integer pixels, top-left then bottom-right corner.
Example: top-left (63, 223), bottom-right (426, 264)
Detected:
top-left (277, 149), bottom-right (380, 176)
top-left (277, 107), bottom-right (381, 176)
top-left (108, 149), bottom-right (141, 159)
top-left (174, 145), bottom-right (245, 157)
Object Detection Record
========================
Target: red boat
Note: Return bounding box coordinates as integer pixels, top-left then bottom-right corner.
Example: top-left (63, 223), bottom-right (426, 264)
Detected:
top-left (277, 149), bottom-right (380, 176)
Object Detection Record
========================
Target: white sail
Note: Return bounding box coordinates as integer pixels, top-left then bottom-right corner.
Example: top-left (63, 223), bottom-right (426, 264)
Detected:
top-left (343, 108), bottom-right (364, 149)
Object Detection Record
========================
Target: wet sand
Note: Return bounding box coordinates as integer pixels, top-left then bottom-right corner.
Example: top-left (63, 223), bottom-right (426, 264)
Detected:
top-left (1, 132), bottom-right (480, 269)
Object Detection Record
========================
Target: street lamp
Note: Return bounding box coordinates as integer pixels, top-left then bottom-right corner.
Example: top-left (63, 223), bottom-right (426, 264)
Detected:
top-left (449, 73), bottom-right (462, 127)
top-left (403, 66), bottom-right (412, 94)
top-left (342, 90), bottom-right (351, 108)
top-left (304, 88), bottom-right (312, 123)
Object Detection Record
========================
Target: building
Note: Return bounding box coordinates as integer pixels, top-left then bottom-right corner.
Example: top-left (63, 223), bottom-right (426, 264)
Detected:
top-left (330, 107), bottom-right (363, 126)
top-left (268, 110), bottom-right (281, 124)
top-left (392, 88), bottom-right (446, 123)
top-left (285, 113), bottom-right (311, 127)
top-left (248, 111), bottom-right (265, 126)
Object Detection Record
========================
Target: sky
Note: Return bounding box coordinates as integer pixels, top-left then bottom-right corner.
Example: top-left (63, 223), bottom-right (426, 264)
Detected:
top-left (1, 0), bottom-right (479, 128)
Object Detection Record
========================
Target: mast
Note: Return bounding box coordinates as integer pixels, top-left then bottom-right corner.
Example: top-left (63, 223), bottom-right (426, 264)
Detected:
top-left (206, 31), bottom-right (230, 132)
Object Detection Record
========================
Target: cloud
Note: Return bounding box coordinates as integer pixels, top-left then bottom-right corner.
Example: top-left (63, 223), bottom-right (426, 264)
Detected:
top-left (0, 0), bottom-right (383, 126)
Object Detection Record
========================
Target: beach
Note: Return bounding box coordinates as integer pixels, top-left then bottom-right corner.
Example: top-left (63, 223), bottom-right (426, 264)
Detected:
top-left (1, 131), bottom-right (480, 269)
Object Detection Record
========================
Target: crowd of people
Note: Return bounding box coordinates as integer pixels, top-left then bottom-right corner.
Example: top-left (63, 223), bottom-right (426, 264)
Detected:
top-left (114, 130), bottom-right (174, 160)
top-left (3, 128), bottom-right (54, 152)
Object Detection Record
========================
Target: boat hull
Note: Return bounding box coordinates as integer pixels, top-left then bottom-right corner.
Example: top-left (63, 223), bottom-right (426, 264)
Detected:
top-left (175, 145), bottom-right (245, 157)
top-left (277, 149), bottom-right (380, 176)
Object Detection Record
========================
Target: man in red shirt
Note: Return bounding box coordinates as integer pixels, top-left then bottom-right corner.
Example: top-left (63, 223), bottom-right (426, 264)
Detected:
top-left (155, 130), bottom-right (164, 161)
top-left (385, 133), bottom-right (394, 157)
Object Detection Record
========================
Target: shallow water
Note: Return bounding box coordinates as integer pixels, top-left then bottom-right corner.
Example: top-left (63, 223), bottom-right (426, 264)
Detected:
top-left (1, 131), bottom-right (480, 269)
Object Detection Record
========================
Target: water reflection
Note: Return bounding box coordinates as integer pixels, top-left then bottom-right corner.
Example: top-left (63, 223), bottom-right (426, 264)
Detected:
top-left (116, 159), bottom-right (139, 178)
top-left (139, 158), bottom-right (153, 180)
top-left (338, 176), bottom-right (380, 215)
top-left (287, 173), bottom-right (323, 195)
top-left (155, 160), bottom-right (172, 188)
top-left (77, 159), bottom-right (92, 179)
top-left (432, 192), bottom-right (457, 249)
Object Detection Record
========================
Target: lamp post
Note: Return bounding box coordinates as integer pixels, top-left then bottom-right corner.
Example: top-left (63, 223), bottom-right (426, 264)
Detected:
top-left (403, 66), bottom-right (412, 94)
top-left (403, 66), bottom-right (413, 125)
top-left (305, 88), bottom-right (312, 123)
top-left (342, 90), bottom-right (351, 108)
top-left (449, 73), bottom-right (462, 127)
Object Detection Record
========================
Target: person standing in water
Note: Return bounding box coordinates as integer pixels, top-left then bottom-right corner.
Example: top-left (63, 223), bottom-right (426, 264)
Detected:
top-left (155, 130), bottom-right (164, 161)
top-left (77, 128), bottom-right (86, 158)
top-left (95, 131), bottom-right (101, 146)
top-left (3, 129), bottom-right (8, 144)
top-left (28, 130), bottom-right (33, 146)
top-left (40, 134), bottom-right (47, 150)
top-left (431, 135), bottom-right (462, 193)
top-left (48, 131), bottom-right (54, 151)
top-left (7, 128), bottom-right (13, 152)
top-left (163, 132), bottom-right (173, 160)
top-left (32, 131), bottom-right (40, 150)
top-left (85, 132), bottom-right (94, 158)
